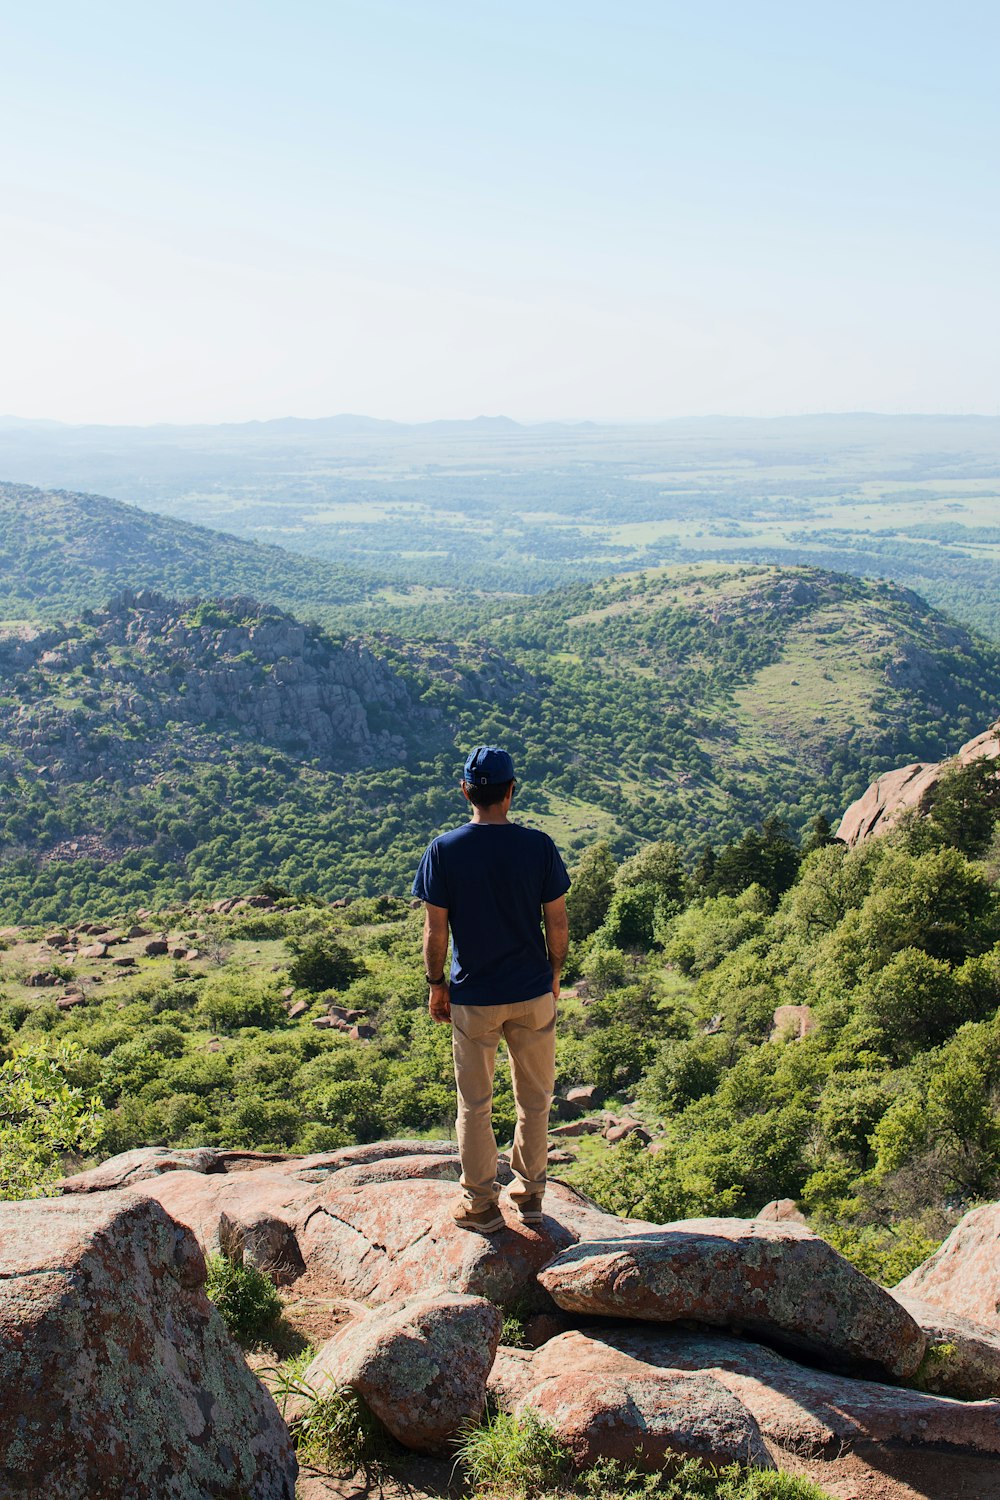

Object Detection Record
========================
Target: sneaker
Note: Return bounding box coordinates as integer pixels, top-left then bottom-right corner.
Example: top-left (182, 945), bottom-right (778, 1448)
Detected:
top-left (452, 1199), bottom-right (504, 1234)
top-left (514, 1195), bottom-right (544, 1225)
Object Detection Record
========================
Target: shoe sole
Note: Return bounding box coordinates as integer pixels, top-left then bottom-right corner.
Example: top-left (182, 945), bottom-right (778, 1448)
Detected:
top-left (516, 1211), bottom-right (544, 1225)
top-left (454, 1216), bottom-right (504, 1234)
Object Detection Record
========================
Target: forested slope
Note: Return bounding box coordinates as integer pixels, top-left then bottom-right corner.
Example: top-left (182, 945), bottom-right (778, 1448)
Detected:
top-left (0, 482), bottom-right (386, 617)
top-left (0, 566), bottom-right (998, 922)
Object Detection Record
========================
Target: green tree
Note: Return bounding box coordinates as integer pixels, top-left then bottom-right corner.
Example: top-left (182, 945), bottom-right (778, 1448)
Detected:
top-left (565, 841), bottom-right (617, 941)
top-left (924, 756), bottom-right (1000, 856)
top-left (287, 936), bottom-right (363, 993)
top-left (0, 1039), bottom-right (102, 1199)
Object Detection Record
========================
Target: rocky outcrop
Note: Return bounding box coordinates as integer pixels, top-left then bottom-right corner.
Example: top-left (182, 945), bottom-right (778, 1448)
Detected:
top-left (837, 720), bottom-right (1000, 845)
top-left (52, 1140), bottom-right (1000, 1495)
top-left (528, 1327), bottom-right (1000, 1467)
top-left (0, 1191), bottom-right (296, 1500)
top-left (537, 1217), bottom-right (926, 1379)
top-left (293, 1293), bottom-right (502, 1453)
top-left (896, 1201), bottom-right (1000, 1332)
top-left (490, 1325), bottom-right (1000, 1498)
top-left (0, 592), bottom-right (447, 783)
top-left (59, 1141), bottom-right (646, 1314)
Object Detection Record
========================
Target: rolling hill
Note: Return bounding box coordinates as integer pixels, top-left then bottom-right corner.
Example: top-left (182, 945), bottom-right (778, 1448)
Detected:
top-left (0, 563), bottom-right (998, 922)
top-left (0, 481), bottom-right (390, 620)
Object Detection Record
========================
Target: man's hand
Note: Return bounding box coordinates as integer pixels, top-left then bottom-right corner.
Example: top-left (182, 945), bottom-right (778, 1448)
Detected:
top-left (428, 982), bottom-right (452, 1023)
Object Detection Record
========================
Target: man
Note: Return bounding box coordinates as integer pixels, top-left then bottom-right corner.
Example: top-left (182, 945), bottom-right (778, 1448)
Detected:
top-left (412, 745), bottom-right (570, 1233)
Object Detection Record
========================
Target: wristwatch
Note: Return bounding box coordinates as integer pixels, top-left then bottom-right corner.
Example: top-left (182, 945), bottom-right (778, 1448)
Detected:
top-left (425, 973), bottom-right (447, 985)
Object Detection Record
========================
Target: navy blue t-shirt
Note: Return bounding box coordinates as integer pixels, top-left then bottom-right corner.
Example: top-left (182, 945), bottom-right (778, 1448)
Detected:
top-left (412, 821), bottom-right (571, 1005)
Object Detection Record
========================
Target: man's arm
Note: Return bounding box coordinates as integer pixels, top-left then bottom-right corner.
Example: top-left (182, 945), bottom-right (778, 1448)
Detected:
top-left (422, 902), bottom-right (451, 1022)
top-left (542, 894), bottom-right (569, 1001)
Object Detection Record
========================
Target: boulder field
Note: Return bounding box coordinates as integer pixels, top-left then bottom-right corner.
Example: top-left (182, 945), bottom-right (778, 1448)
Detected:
top-left (0, 1140), bottom-right (995, 1498)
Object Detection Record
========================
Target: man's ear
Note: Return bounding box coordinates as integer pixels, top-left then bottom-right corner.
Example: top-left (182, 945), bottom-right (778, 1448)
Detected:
top-left (460, 780), bottom-right (471, 802)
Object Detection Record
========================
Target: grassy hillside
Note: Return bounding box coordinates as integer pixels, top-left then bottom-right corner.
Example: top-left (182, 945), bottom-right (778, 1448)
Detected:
top-left (454, 563), bottom-right (1000, 840)
top-left (0, 565), bottom-right (997, 923)
top-left (0, 481), bottom-right (391, 618)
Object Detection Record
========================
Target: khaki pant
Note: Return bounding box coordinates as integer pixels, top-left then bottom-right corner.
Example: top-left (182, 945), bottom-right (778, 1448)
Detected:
top-left (450, 992), bottom-right (556, 1212)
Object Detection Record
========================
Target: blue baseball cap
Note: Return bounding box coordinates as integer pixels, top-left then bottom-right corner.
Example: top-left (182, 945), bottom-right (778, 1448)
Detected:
top-left (463, 745), bottom-right (515, 787)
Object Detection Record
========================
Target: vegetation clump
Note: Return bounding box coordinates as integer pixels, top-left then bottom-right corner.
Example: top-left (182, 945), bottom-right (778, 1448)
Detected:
top-left (204, 1253), bottom-right (282, 1346)
top-left (455, 1410), bottom-right (831, 1498)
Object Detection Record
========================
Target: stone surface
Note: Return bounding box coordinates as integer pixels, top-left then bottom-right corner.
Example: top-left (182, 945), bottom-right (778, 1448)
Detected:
top-left (59, 1141), bottom-right (644, 1310)
top-left (838, 721), bottom-right (1000, 845)
top-left (594, 1326), bottom-right (1000, 1467)
top-left (769, 1004), bottom-right (816, 1042)
top-left (894, 1289), bottom-right (1000, 1400)
top-left (896, 1202), bottom-right (1000, 1332)
top-left (490, 1331), bottom-right (773, 1473)
top-left (756, 1198), bottom-right (807, 1224)
top-left (295, 1293), bottom-right (502, 1454)
top-left (538, 1217), bottom-right (927, 1379)
top-left (57, 1144), bottom-right (291, 1193)
top-left (604, 1120), bottom-right (647, 1144)
top-left (548, 1118), bottom-right (604, 1138)
top-left (565, 1085), bottom-right (602, 1108)
top-left (0, 1191), bottom-right (296, 1499)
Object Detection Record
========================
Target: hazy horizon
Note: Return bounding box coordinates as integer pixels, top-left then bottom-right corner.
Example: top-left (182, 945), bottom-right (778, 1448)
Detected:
top-left (3, 408), bottom-right (1000, 434)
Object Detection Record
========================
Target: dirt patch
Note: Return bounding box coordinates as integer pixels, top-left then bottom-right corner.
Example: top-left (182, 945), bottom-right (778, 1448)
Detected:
top-left (775, 1443), bottom-right (1000, 1500)
top-left (296, 1456), bottom-right (459, 1500)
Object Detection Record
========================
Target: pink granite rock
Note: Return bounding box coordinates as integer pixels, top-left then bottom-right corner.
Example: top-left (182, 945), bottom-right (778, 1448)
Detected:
top-left (892, 1289), bottom-right (1000, 1400)
top-left (59, 1142), bottom-right (644, 1311)
top-left (489, 1331), bottom-right (773, 1472)
top-left (294, 1293), bottom-right (501, 1453)
top-left (838, 722), bottom-right (1000, 846)
top-left (896, 1201), bottom-right (1000, 1332)
top-left (0, 1192), bottom-right (296, 1499)
top-left (593, 1326), bottom-right (1000, 1466)
top-left (537, 1217), bottom-right (926, 1379)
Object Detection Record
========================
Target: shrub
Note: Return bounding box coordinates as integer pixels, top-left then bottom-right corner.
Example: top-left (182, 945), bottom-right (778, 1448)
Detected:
top-left (204, 1252), bottom-right (282, 1345)
top-left (455, 1409), bottom-right (569, 1499)
top-left (194, 974), bottom-right (287, 1032)
top-left (287, 936), bottom-right (363, 993)
top-left (278, 1377), bottom-right (389, 1474)
top-left (566, 840), bottom-right (618, 941)
top-left (0, 1038), bottom-right (102, 1199)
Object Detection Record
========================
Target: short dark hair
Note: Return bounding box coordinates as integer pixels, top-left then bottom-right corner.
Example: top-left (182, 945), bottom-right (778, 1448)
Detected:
top-left (464, 777), bottom-right (514, 808)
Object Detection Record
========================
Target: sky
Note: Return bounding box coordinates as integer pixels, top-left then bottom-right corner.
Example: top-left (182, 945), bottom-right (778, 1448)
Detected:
top-left (1, 1), bottom-right (998, 424)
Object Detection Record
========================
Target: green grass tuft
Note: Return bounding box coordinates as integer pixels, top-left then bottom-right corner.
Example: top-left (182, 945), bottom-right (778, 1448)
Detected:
top-left (204, 1252), bottom-right (282, 1346)
top-left (276, 1375), bottom-right (390, 1475)
top-left (454, 1411), bottom-right (834, 1499)
top-left (455, 1409), bottom-right (570, 1497)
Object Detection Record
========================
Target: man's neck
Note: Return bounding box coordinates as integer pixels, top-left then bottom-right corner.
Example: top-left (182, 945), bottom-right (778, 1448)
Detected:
top-left (470, 807), bottom-right (510, 826)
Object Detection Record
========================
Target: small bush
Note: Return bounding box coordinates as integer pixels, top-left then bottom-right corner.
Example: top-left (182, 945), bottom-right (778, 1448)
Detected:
top-left (456, 1415), bottom-right (833, 1499)
top-left (456, 1409), bottom-right (569, 1498)
top-left (277, 1376), bottom-right (389, 1474)
top-left (204, 1253), bottom-right (282, 1345)
top-left (501, 1314), bottom-right (529, 1348)
top-left (287, 936), bottom-right (363, 993)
